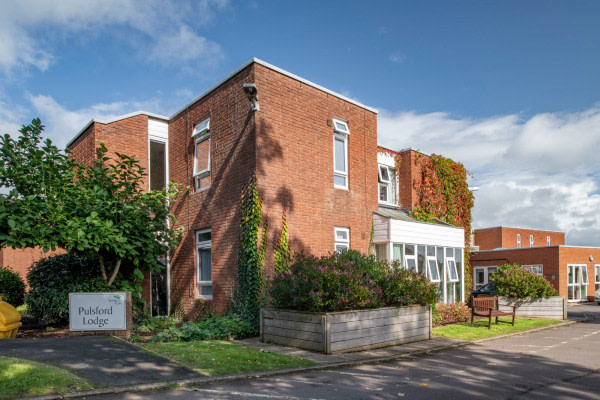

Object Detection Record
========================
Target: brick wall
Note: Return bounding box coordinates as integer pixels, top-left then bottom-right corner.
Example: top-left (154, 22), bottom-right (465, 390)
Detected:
top-left (474, 227), bottom-right (565, 250)
top-left (0, 247), bottom-right (64, 289)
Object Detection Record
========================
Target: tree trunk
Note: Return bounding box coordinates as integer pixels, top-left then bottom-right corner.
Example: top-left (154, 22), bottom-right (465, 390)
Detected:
top-left (98, 254), bottom-right (108, 281)
top-left (107, 258), bottom-right (122, 287)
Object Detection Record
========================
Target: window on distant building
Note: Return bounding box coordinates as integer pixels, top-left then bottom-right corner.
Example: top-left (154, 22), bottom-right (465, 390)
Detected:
top-left (378, 165), bottom-right (396, 205)
top-left (196, 229), bottom-right (212, 299)
top-left (595, 265), bottom-right (600, 291)
top-left (547, 236), bottom-right (551, 246)
top-left (523, 264), bottom-right (543, 276)
top-left (517, 234), bottom-right (521, 248)
top-left (334, 227), bottom-right (350, 252)
top-left (529, 235), bottom-right (534, 247)
top-left (193, 117), bottom-right (210, 191)
top-left (333, 118), bottom-right (349, 189)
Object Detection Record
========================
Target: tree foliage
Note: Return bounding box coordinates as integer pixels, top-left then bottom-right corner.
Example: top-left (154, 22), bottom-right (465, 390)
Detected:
top-left (0, 119), bottom-right (184, 297)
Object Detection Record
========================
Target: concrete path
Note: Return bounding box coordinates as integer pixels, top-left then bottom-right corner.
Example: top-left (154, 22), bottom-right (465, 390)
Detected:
top-left (0, 336), bottom-right (201, 387)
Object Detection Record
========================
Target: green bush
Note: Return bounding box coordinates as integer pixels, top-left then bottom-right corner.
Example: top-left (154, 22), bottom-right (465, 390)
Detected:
top-left (151, 314), bottom-right (254, 342)
top-left (26, 254), bottom-right (109, 323)
top-left (432, 302), bottom-right (470, 325)
top-left (269, 250), bottom-right (438, 312)
top-left (0, 265), bottom-right (26, 307)
top-left (490, 264), bottom-right (557, 299)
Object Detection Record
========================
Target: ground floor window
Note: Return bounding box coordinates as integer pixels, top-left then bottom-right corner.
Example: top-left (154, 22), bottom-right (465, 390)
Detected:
top-left (567, 264), bottom-right (588, 302)
top-left (196, 229), bottom-right (212, 299)
top-left (473, 266), bottom-right (497, 290)
top-left (522, 264), bottom-right (543, 276)
top-left (334, 227), bottom-right (350, 252)
top-left (379, 241), bottom-right (463, 303)
top-left (595, 265), bottom-right (600, 291)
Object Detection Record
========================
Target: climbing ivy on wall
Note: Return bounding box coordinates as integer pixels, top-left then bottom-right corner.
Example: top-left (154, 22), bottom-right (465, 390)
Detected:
top-left (274, 210), bottom-right (291, 274)
top-left (234, 175), bottom-right (267, 332)
top-left (410, 154), bottom-right (475, 291)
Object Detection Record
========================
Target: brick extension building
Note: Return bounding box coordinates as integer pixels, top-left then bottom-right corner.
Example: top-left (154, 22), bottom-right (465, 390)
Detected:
top-left (472, 227), bottom-right (600, 302)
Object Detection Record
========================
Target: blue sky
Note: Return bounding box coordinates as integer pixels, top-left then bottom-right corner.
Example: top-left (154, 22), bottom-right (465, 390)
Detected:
top-left (1, 0), bottom-right (599, 246)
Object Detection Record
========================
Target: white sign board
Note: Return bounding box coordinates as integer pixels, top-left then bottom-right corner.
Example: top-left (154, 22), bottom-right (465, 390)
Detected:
top-left (69, 292), bottom-right (127, 331)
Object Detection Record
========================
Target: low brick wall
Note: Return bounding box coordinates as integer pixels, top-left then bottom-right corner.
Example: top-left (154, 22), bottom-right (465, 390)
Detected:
top-left (260, 306), bottom-right (431, 355)
top-left (498, 296), bottom-right (567, 320)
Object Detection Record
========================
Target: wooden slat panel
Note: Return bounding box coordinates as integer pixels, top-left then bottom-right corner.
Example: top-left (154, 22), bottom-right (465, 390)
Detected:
top-left (330, 327), bottom-right (429, 352)
top-left (263, 326), bottom-right (323, 342)
top-left (263, 317), bottom-right (323, 333)
top-left (330, 311), bottom-right (428, 333)
top-left (263, 334), bottom-right (324, 352)
top-left (328, 306), bottom-right (428, 324)
top-left (331, 319), bottom-right (429, 342)
top-left (261, 309), bottom-right (322, 323)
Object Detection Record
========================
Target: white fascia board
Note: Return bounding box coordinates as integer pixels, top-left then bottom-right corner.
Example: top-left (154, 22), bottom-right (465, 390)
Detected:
top-left (67, 111), bottom-right (168, 148)
top-left (377, 152), bottom-right (395, 167)
top-left (170, 58), bottom-right (378, 119)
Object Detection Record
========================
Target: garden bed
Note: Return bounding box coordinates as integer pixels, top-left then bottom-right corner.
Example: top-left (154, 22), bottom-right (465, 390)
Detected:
top-left (260, 305), bottom-right (431, 355)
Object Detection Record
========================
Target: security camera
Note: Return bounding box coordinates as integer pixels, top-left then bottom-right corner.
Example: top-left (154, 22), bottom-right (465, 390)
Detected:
top-left (242, 83), bottom-right (259, 111)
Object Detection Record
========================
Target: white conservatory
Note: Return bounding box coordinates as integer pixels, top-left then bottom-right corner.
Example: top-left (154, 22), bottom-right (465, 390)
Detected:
top-left (373, 209), bottom-right (465, 304)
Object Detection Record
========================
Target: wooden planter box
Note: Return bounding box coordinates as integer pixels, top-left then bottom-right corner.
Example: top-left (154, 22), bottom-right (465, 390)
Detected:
top-left (498, 296), bottom-right (567, 320)
top-left (260, 305), bottom-right (432, 355)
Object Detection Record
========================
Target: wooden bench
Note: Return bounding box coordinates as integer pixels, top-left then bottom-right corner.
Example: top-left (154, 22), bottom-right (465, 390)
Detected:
top-left (470, 296), bottom-right (516, 329)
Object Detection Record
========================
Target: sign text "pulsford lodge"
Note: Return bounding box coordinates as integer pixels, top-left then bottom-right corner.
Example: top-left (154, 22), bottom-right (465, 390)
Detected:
top-left (69, 293), bottom-right (127, 331)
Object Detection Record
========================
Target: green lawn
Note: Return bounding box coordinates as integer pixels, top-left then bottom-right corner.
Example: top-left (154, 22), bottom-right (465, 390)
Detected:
top-left (433, 318), bottom-right (563, 341)
top-left (140, 340), bottom-right (317, 376)
top-left (0, 357), bottom-right (90, 400)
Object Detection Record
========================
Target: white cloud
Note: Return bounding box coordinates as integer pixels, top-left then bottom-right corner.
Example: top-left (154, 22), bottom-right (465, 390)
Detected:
top-left (378, 106), bottom-right (600, 246)
top-left (149, 26), bottom-right (222, 66)
top-left (0, 0), bottom-right (228, 75)
top-left (389, 51), bottom-right (406, 64)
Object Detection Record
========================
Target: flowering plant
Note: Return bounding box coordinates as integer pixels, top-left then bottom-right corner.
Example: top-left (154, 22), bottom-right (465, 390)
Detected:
top-left (490, 264), bottom-right (557, 298)
top-left (269, 250), bottom-right (438, 312)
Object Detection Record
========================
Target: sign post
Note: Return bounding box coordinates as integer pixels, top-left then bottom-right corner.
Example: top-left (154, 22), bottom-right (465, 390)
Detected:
top-left (69, 292), bottom-right (132, 339)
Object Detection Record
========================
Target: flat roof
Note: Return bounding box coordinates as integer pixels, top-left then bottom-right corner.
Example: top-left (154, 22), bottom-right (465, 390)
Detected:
top-left (473, 245), bottom-right (600, 253)
top-left (474, 226), bottom-right (565, 234)
top-left (67, 58), bottom-right (378, 149)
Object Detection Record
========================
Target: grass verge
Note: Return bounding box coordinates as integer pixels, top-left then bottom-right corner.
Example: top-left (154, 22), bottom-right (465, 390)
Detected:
top-left (140, 340), bottom-right (317, 376)
top-left (0, 357), bottom-right (89, 400)
top-left (433, 318), bottom-right (563, 341)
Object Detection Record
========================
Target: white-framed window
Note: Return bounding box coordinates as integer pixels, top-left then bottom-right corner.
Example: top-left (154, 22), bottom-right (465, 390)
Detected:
top-left (378, 165), bottom-right (396, 204)
top-left (473, 266), bottom-right (497, 289)
top-left (333, 118), bottom-right (349, 189)
top-left (547, 236), bottom-right (551, 246)
top-left (375, 243), bottom-right (386, 262)
top-left (193, 117), bottom-right (211, 191)
top-left (567, 264), bottom-right (588, 302)
top-left (523, 264), bottom-right (543, 276)
top-left (517, 234), bottom-right (521, 248)
top-left (595, 265), bottom-right (600, 290)
top-left (196, 229), bottom-right (212, 299)
top-left (404, 244), bottom-right (417, 272)
top-left (446, 259), bottom-right (459, 282)
top-left (425, 246), bottom-right (440, 283)
top-left (334, 227), bottom-right (350, 252)
top-left (529, 235), bottom-right (534, 247)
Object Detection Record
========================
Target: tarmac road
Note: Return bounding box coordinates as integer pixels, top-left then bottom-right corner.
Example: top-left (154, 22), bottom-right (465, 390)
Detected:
top-left (92, 303), bottom-right (600, 400)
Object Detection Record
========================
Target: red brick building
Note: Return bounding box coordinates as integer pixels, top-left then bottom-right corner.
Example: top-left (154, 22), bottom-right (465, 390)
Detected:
top-left (474, 226), bottom-right (565, 250)
top-left (64, 59), bottom-right (379, 316)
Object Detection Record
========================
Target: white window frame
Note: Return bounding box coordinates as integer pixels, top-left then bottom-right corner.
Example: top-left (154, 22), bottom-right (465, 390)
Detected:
top-left (333, 118), bottom-right (349, 189)
top-left (446, 258), bottom-right (459, 282)
top-left (473, 266), bottom-right (497, 289)
top-left (523, 264), bottom-right (543, 276)
top-left (196, 228), bottom-right (212, 300)
top-left (404, 244), bottom-right (418, 272)
top-left (334, 227), bottom-right (350, 252)
top-left (595, 264), bottom-right (600, 290)
top-left (547, 236), bottom-right (551, 246)
top-left (517, 234), bottom-right (521, 248)
top-left (567, 264), bottom-right (588, 302)
top-left (193, 118), bottom-right (211, 191)
top-left (378, 164), bottom-right (396, 205)
top-left (529, 235), bottom-right (534, 247)
top-left (427, 258), bottom-right (440, 283)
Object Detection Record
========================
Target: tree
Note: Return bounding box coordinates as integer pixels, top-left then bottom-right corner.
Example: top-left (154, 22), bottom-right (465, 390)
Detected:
top-left (0, 119), bottom-right (184, 294)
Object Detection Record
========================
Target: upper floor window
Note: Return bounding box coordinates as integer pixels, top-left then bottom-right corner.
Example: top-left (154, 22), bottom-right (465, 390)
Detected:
top-left (334, 227), bottom-right (350, 252)
top-left (378, 165), bottom-right (396, 204)
top-left (333, 118), bottom-right (349, 189)
top-left (547, 236), bottom-right (551, 246)
top-left (517, 234), bottom-right (521, 248)
top-left (529, 235), bottom-right (534, 247)
top-left (193, 118), bottom-right (211, 191)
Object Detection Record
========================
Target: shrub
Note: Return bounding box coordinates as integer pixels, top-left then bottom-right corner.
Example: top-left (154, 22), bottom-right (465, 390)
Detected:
top-left (0, 265), bottom-right (26, 307)
top-left (269, 250), bottom-right (439, 312)
top-left (26, 254), bottom-right (109, 323)
top-left (490, 264), bottom-right (557, 299)
top-left (151, 314), bottom-right (254, 342)
top-left (433, 302), bottom-right (470, 325)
